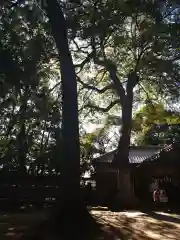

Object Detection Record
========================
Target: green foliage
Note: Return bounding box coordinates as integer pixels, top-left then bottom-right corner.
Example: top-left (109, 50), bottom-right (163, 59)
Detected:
top-left (1, 0), bottom-right (180, 173)
top-left (70, 0), bottom-right (180, 118)
top-left (72, 0), bottom-right (180, 153)
top-left (0, 3), bottom-right (63, 174)
top-left (133, 102), bottom-right (180, 145)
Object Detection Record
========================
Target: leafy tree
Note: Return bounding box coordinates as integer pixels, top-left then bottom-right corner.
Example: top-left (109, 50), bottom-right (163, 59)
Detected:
top-left (133, 102), bottom-right (180, 145)
top-left (0, 1), bottom-right (61, 174)
top-left (73, 0), bottom-right (180, 166)
top-left (2, 0), bottom-right (180, 227)
top-left (43, 1), bottom-right (81, 206)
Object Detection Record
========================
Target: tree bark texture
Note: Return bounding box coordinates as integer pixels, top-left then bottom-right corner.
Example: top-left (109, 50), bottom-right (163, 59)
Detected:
top-left (46, 0), bottom-right (80, 202)
top-left (112, 71), bottom-right (138, 166)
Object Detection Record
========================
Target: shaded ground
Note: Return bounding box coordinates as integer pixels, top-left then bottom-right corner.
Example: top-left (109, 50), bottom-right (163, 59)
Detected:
top-left (0, 212), bottom-right (46, 239)
top-left (0, 209), bottom-right (180, 239)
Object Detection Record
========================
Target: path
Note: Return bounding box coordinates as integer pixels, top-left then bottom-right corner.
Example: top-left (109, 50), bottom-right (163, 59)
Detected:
top-left (0, 210), bottom-right (180, 239)
top-left (92, 209), bottom-right (180, 239)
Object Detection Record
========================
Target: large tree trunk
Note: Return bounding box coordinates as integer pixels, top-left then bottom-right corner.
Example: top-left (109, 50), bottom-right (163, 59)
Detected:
top-left (113, 71), bottom-right (139, 207)
top-left (46, 0), bottom-right (80, 203)
top-left (42, 2), bottom-right (99, 239)
top-left (113, 71), bottom-right (138, 166)
top-left (114, 92), bottom-right (133, 166)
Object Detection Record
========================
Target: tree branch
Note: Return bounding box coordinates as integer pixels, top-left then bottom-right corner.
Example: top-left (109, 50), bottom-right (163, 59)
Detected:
top-left (74, 51), bottom-right (94, 73)
top-left (127, 71), bottom-right (139, 92)
top-left (85, 99), bottom-right (120, 112)
top-left (108, 68), bottom-right (126, 103)
top-left (2, 0), bottom-right (25, 9)
top-left (48, 81), bottom-right (61, 94)
top-left (138, 82), bottom-right (156, 111)
top-left (72, 39), bottom-right (90, 54)
top-left (135, 42), bottom-right (151, 71)
top-left (77, 77), bottom-right (114, 94)
top-left (93, 56), bottom-right (126, 104)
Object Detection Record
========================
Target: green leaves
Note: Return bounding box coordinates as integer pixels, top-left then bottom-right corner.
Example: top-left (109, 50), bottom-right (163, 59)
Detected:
top-left (133, 102), bottom-right (180, 145)
top-left (0, 2), bottom-right (61, 174)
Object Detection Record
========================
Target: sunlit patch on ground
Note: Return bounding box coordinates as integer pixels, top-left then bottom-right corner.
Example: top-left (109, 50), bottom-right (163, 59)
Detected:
top-left (91, 210), bottom-right (180, 239)
top-left (0, 210), bottom-right (180, 239)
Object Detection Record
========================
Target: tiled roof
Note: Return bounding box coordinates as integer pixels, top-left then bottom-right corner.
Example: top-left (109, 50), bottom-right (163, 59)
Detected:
top-left (143, 143), bottom-right (180, 163)
top-left (94, 145), bottom-right (163, 164)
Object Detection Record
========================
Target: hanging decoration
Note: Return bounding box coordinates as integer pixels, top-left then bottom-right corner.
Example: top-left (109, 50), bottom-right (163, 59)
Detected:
top-left (152, 176), bottom-right (172, 183)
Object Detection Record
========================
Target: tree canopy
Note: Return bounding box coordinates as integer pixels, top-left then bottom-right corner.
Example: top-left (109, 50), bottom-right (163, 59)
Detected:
top-left (133, 102), bottom-right (180, 145)
top-left (0, 1), bottom-right (180, 237)
top-left (0, 0), bottom-right (180, 170)
top-left (0, 0), bottom-right (179, 179)
top-left (72, 0), bottom-right (180, 165)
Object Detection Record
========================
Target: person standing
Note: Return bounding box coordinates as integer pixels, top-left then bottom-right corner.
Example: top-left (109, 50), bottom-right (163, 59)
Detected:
top-left (153, 189), bottom-right (159, 209)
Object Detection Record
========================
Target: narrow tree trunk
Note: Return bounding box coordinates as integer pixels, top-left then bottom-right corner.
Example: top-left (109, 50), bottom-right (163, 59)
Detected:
top-left (40, 120), bottom-right (47, 155)
top-left (17, 90), bottom-right (29, 175)
top-left (46, 0), bottom-right (80, 203)
top-left (17, 122), bottom-right (27, 174)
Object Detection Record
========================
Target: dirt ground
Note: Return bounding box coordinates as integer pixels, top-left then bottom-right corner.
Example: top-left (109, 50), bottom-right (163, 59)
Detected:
top-left (92, 209), bottom-right (180, 239)
top-left (1, 209), bottom-right (180, 239)
top-left (0, 213), bottom-right (46, 239)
